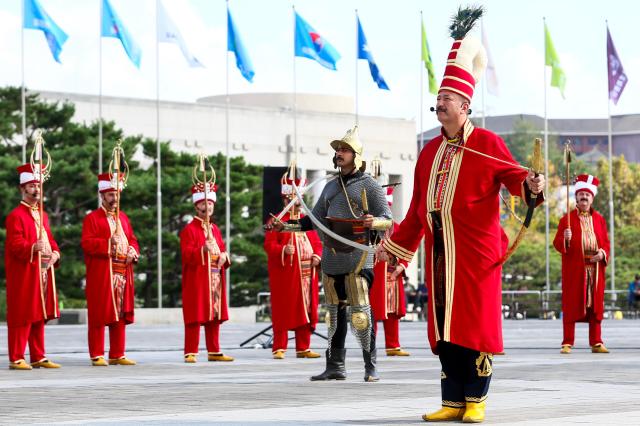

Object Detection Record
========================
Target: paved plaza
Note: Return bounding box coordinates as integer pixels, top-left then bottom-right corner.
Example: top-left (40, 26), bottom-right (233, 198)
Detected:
top-left (1, 320), bottom-right (639, 425)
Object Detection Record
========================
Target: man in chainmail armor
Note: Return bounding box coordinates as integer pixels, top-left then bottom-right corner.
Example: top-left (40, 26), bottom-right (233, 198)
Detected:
top-left (270, 125), bottom-right (392, 382)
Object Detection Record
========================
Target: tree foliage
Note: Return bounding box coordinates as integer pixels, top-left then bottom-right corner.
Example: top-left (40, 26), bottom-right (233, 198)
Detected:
top-left (0, 87), bottom-right (266, 315)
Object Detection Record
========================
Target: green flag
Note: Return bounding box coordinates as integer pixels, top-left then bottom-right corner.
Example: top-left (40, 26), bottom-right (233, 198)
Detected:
top-left (544, 23), bottom-right (566, 98)
top-left (421, 20), bottom-right (438, 95)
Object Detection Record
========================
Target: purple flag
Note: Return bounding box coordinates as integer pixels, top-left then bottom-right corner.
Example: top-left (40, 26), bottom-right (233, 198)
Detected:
top-left (607, 27), bottom-right (627, 105)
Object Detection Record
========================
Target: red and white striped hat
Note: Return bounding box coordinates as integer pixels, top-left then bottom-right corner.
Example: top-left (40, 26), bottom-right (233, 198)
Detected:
top-left (98, 172), bottom-right (125, 193)
top-left (574, 174), bottom-right (599, 197)
top-left (192, 182), bottom-right (217, 204)
top-left (439, 7), bottom-right (487, 102)
top-left (385, 186), bottom-right (395, 206)
top-left (281, 177), bottom-right (306, 197)
top-left (16, 163), bottom-right (44, 185)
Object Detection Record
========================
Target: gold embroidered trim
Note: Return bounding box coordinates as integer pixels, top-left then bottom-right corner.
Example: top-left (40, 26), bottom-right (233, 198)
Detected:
top-left (384, 239), bottom-right (414, 262)
top-left (465, 395), bottom-right (488, 403)
top-left (475, 352), bottom-right (493, 377)
top-left (442, 400), bottom-right (466, 408)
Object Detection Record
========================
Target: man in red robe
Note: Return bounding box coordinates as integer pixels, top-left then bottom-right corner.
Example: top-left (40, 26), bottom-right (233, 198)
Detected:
top-left (180, 182), bottom-right (234, 363)
top-left (81, 173), bottom-right (139, 366)
top-left (553, 174), bottom-right (610, 354)
top-left (375, 8), bottom-right (545, 422)
top-left (371, 185), bottom-right (410, 357)
top-left (264, 173), bottom-right (322, 359)
top-left (5, 164), bottom-right (61, 370)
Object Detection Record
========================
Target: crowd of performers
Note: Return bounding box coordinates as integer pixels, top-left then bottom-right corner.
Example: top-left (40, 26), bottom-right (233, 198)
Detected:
top-left (4, 6), bottom-right (612, 424)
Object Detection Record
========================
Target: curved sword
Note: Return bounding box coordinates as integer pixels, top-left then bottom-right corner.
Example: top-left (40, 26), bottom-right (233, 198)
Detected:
top-left (292, 180), bottom-right (376, 254)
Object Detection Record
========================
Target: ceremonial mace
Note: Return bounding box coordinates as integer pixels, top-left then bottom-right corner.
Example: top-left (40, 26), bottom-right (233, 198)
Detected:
top-left (564, 141), bottom-right (573, 251)
top-left (108, 139), bottom-right (129, 236)
top-left (286, 161), bottom-right (298, 266)
top-left (29, 130), bottom-right (52, 315)
top-left (193, 153), bottom-right (216, 242)
top-left (29, 130), bottom-right (52, 244)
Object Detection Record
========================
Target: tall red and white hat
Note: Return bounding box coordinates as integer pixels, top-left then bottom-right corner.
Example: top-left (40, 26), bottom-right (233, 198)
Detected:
top-left (281, 177), bottom-right (306, 198)
top-left (574, 174), bottom-right (599, 197)
top-left (16, 163), bottom-right (44, 185)
top-left (439, 6), bottom-right (487, 103)
top-left (98, 172), bottom-right (126, 193)
top-left (192, 182), bottom-right (217, 204)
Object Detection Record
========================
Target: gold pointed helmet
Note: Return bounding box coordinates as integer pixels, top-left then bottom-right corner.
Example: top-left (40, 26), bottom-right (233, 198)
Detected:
top-left (330, 125), bottom-right (365, 172)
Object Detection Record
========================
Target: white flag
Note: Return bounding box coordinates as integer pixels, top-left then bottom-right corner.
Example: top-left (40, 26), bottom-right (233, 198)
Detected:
top-left (157, 1), bottom-right (203, 68)
top-left (482, 25), bottom-right (499, 96)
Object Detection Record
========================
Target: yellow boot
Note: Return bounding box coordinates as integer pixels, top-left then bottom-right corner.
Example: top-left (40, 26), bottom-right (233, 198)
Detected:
top-left (208, 352), bottom-right (234, 362)
top-left (462, 401), bottom-right (486, 423)
top-left (184, 354), bottom-right (197, 363)
top-left (422, 406), bottom-right (465, 422)
top-left (9, 359), bottom-right (32, 370)
top-left (560, 345), bottom-right (572, 354)
top-left (591, 343), bottom-right (610, 353)
top-left (273, 350), bottom-right (285, 360)
top-left (386, 348), bottom-right (411, 357)
top-left (31, 358), bottom-right (61, 368)
top-left (109, 357), bottom-right (137, 366)
top-left (296, 350), bottom-right (321, 359)
top-left (91, 356), bottom-right (108, 366)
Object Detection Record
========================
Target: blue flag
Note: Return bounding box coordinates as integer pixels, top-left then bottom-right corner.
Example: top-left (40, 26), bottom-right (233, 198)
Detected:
top-left (101, 0), bottom-right (142, 68)
top-left (294, 11), bottom-right (340, 70)
top-left (227, 8), bottom-right (254, 83)
top-left (23, 0), bottom-right (68, 63)
top-left (357, 16), bottom-right (389, 90)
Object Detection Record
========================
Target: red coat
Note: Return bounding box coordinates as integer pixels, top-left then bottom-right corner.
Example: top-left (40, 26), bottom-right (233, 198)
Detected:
top-left (81, 208), bottom-right (139, 326)
top-left (180, 218), bottom-right (230, 324)
top-left (372, 222), bottom-right (407, 321)
top-left (553, 209), bottom-right (610, 322)
top-left (383, 122), bottom-right (539, 354)
top-left (5, 203), bottom-right (60, 326)
top-left (264, 212), bottom-right (322, 331)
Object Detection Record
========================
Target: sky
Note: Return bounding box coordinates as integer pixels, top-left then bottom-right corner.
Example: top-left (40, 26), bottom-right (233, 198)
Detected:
top-left (1, 0), bottom-right (638, 133)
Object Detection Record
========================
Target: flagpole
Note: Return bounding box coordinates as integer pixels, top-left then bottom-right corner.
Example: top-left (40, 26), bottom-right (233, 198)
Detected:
top-left (355, 9), bottom-right (359, 125)
top-left (606, 22), bottom-right (616, 300)
top-left (543, 17), bottom-right (550, 293)
top-left (98, 0), bottom-right (103, 176)
top-left (21, 0), bottom-right (27, 163)
top-left (292, 5), bottom-right (298, 164)
top-left (481, 20), bottom-right (486, 129)
top-left (155, 0), bottom-right (163, 308)
top-left (419, 11), bottom-right (425, 287)
top-left (225, 0), bottom-right (232, 305)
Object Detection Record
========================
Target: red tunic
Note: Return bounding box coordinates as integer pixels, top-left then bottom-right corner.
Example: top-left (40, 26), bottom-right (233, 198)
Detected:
top-left (81, 208), bottom-right (139, 326)
top-left (5, 203), bottom-right (60, 326)
top-left (180, 218), bottom-right (230, 325)
top-left (371, 222), bottom-right (407, 321)
top-left (383, 122), bottom-right (538, 354)
top-left (553, 209), bottom-right (610, 322)
top-left (264, 212), bottom-right (322, 331)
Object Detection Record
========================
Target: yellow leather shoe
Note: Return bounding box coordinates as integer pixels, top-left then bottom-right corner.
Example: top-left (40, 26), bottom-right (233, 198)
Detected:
top-left (462, 401), bottom-right (486, 423)
top-left (108, 357), bottom-right (137, 366)
top-left (560, 345), bottom-right (572, 354)
top-left (91, 357), bottom-right (108, 366)
top-left (591, 343), bottom-right (610, 353)
top-left (31, 358), bottom-right (61, 369)
top-left (296, 350), bottom-right (321, 359)
top-left (272, 350), bottom-right (285, 359)
top-left (208, 353), bottom-right (234, 362)
top-left (386, 348), bottom-right (411, 357)
top-left (184, 354), bottom-right (197, 363)
top-left (9, 359), bottom-right (32, 370)
top-left (422, 406), bottom-right (464, 422)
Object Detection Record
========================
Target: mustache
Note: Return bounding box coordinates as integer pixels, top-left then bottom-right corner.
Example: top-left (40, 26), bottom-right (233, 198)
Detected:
top-left (436, 106), bottom-right (447, 113)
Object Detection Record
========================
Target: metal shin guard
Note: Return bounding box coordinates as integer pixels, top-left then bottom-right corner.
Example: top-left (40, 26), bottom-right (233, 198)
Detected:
top-left (325, 304), bottom-right (339, 358)
top-left (348, 304), bottom-right (373, 353)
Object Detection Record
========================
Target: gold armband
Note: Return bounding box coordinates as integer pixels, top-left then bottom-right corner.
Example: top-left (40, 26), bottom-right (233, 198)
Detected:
top-left (282, 222), bottom-right (302, 232)
top-left (371, 218), bottom-right (392, 231)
